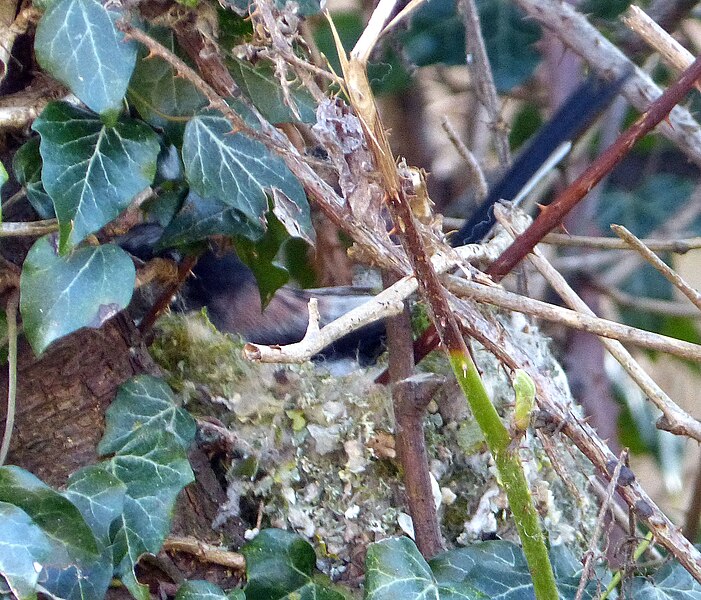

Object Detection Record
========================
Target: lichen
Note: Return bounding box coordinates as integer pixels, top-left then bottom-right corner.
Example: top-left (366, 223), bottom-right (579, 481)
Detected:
top-left (150, 310), bottom-right (597, 580)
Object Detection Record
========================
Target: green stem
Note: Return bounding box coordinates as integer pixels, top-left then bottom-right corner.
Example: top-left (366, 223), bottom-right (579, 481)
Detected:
top-left (449, 351), bottom-right (558, 600)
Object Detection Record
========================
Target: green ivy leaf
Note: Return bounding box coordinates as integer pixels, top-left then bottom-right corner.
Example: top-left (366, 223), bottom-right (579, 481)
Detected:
top-left (11, 138), bottom-right (54, 219)
top-left (176, 580), bottom-right (230, 600)
top-left (632, 559), bottom-right (701, 598)
top-left (158, 191), bottom-right (265, 249)
top-left (36, 466), bottom-right (128, 600)
top-left (106, 429), bottom-right (194, 600)
top-left (234, 211), bottom-right (290, 307)
top-left (128, 28), bottom-right (207, 140)
top-left (365, 537), bottom-right (440, 600)
top-left (430, 541), bottom-right (600, 599)
top-left (0, 467), bottom-right (100, 564)
top-left (98, 374), bottom-right (196, 456)
top-left (19, 236), bottom-right (135, 355)
top-left (64, 465), bottom-right (127, 543)
top-left (0, 501), bottom-right (51, 600)
top-left (182, 113), bottom-right (311, 239)
top-left (228, 58), bottom-right (316, 124)
top-left (34, 0), bottom-right (137, 116)
top-left (33, 102), bottom-right (159, 251)
top-left (242, 529), bottom-right (346, 600)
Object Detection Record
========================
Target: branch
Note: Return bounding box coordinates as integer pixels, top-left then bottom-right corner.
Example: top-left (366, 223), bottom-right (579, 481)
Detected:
top-left (513, 0), bottom-right (701, 168)
top-left (488, 53), bottom-right (701, 280)
top-left (163, 536), bottom-right (245, 571)
top-left (611, 224), bottom-right (701, 312)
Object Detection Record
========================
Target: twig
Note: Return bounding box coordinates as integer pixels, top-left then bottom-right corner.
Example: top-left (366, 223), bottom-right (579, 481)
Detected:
top-left (493, 206), bottom-right (701, 442)
top-left (622, 5), bottom-right (700, 90)
top-left (601, 286), bottom-right (701, 319)
top-left (575, 450), bottom-right (627, 600)
top-left (244, 275), bottom-right (411, 362)
top-left (382, 269), bottom-right (444, 559)
top-left (611, 224), bottom-right (701, 312)
top-left (512, 0), bottom-right (701, 168)
top-left (458, 0), bottom-right (510, 166)
top-left (542, 232), bottom-right (701, 253)
top-left (488, 53), bottom-right (701, 280)
top-left (445, 275), bottom-right (701, 366)
top-left (441, 117), bottom-right (488, 202)
top-left (163, 536), bottom-right (245, 571)
top-left (0, 290), bottom-right (19, 466)
top-left (0, 220), bottom-right (59, 237)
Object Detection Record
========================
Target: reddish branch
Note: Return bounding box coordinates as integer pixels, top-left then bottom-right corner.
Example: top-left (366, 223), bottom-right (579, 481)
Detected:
top-left (488, 54), bottom-right (701, 280)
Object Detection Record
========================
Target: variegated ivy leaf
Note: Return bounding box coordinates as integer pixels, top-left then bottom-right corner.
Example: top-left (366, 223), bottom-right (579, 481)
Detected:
top-left (182, 113), bottom-right (314, 244)
top-left (33, 102), bottom-right (159, 252)
top-left (34, 0), bottom-right (137, 117)
top-left (20, 235), bottom-right (135, 355)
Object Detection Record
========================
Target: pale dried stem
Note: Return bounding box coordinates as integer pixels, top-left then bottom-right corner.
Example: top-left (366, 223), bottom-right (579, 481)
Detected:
top-left (611, 224), bottom-right (701, 311)
top-left (601, 287), bottom-right (701, 319)
top-left (458, 0), bottom-right (510, 166)
top-left (623, 5), bottom-right (701, 90)
top-left (441, 117), bottom-right (488, 202)
top-left (493, 206), bottom-right (701, 441)
top-left (163, 536), bottom-right (245, 571)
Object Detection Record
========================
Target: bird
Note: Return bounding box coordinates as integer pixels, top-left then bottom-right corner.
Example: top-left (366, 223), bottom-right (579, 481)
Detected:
top-left (121, 73), bottom-right (627, 369)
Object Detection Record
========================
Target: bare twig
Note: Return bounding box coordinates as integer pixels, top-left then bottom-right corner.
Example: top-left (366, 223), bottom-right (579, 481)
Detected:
top-left (244, 275), bottom-right (411, 362)
top-left (163, 536), bottom-right (245, 571)
top-left (543, 232), bottom-right (701, 253)
top-left (457, 0), bottom-right (510, 166)
top-left (0, 220), bottom-right (59, 238)
top-left (611, 224), bottom-right (701, 312)
top-left (488, 54), bottom-right (701, 280)
top-left (445, 275), bottom-right (701, 365)
top-left (441, 117), bottom-right (488, 202)
top-left (623, 5), bottom-right (700, 90)
top-left (601, 287), bottom-right (701, 319)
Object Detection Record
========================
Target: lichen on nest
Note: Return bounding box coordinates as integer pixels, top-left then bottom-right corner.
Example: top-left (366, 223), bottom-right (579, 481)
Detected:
top-left (150, 310), bottom-right (597, 581)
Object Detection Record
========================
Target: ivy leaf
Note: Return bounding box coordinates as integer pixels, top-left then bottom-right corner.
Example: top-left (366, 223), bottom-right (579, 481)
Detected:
top-left (128, 27), bottom-right (207, 141)
top-left (242, 529), bottom-right (346, 600)
top-left (34, 0), bottom-right (137, 117)
top-left (632, 559), bottom-right (701, 599)
top-left (98, 374), bottom-right (196, 456)
top-left (33, 102), bottom-right (159, 251)
top-left (12, 138), bottom-right (54, 219)
top-left (0, 467), bottom-right (100, 565)
top-left (365, 537), bottom-right (440, 600)
top-left (175, 581), bottom-right (230, 600)
top-left (0, 501), bottom-right (51, 600)
top-left (430, 541), bottom-right (601, 599)
top-left (20, 235), bottom-right (136, 355)
top-left (106, 429), bottom-right (194, 600)
top-left (234, 211), bottom-right (290, 307)
top-left (37, 467), bottom-right (126, 600)
top-left (63, 466), bottom-right (127, 543)
top-left (182, 113), bottom-right (312, 241)
top-left (228, 58), bottom-right (316, 124)
top-left (158, 191), bottom-right (265, 249)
